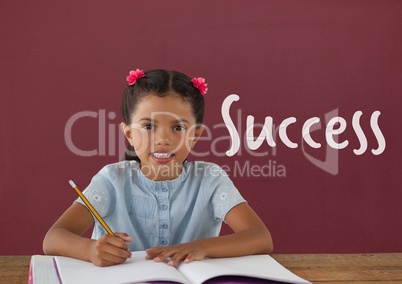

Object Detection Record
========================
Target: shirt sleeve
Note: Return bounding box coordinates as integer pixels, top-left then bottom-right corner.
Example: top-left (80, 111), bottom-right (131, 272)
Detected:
top-left (206, 164), bottom-right (246, 222)
top-left (75, 171), bottom-right (115, 219)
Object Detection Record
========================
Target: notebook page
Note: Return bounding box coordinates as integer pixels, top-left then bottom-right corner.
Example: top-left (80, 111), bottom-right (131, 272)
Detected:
top-left (31, 255), bottom-right (60, 284)
top-left (54, 251), bottom-right (187, 284)
top-left (177, 254), bottom-right (310, 284)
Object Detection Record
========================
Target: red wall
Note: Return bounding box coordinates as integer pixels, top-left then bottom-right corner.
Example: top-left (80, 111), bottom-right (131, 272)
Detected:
top-left (1, 1), bottom-right (401, 255)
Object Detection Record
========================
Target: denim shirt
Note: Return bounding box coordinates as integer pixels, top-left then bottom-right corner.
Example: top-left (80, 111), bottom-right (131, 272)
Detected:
top-left (76, 160), bottom-right (246, 251)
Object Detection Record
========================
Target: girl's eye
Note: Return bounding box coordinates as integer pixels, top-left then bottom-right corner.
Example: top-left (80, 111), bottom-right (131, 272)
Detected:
top-left (143, 124), bottom-right (154, 130)
top-left (173, 125), bottom-right (186, 131)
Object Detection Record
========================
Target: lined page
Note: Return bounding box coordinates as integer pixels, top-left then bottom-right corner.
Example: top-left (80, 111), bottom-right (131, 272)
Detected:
top-left (177, 254), bottom-right (311, 284)
top-left (31, 255), bottom-right (60, 284)
top-left (54, 251), bottom-right (187, 284)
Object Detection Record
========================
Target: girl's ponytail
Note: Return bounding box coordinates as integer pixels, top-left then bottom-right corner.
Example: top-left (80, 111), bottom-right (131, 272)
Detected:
top-left (123, 144), bottom-right (140, 162)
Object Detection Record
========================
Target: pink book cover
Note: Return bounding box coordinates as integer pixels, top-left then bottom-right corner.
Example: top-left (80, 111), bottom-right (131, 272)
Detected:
top-left (27, 257), bottom-right (33, 284)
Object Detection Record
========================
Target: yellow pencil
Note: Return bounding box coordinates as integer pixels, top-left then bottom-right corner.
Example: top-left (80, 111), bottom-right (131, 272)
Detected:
top-left (69, 180), bottom-right (116, 237)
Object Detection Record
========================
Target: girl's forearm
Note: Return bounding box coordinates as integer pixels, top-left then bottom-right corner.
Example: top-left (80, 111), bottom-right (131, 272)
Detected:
top-left (199, 227), bottom-right (273, 258)
top-left (43, 228), bottom-right (93, 261)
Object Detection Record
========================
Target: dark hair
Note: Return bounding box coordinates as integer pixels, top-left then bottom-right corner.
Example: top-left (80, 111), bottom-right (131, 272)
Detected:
top-left (121, 69), bottom-right (205, 161)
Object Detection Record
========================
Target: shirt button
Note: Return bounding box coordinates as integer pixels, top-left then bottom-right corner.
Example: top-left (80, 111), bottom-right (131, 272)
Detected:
top-left (162, 187), bottom-right (168, 192)
top-left (160, 204), bottom-right (168, 211)
top-left (160, 239), bottom-right (168, 246)
top-left (160, 223), bottom-right (168, 229)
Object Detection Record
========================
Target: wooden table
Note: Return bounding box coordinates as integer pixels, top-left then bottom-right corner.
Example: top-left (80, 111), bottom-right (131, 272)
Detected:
top-left (273, 254), bottom-right (402, 283)
top-left (1, 254), bottom-right (401, 284)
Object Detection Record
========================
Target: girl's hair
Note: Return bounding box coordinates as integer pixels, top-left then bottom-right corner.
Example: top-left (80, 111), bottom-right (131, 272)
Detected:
top-left (121, 69), bottom-right (205, 161)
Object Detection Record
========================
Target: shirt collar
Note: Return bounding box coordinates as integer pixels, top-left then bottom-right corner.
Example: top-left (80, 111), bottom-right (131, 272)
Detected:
top-left (130, 161), bottom-right (188, 191)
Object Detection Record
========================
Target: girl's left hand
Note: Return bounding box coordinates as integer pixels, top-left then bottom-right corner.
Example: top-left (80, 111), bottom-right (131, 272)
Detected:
top-left (145, 241), bottom-right (206, 266)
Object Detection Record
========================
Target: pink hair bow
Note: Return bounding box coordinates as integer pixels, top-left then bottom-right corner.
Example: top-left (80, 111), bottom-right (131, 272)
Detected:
top-left (191, 77), bottom-right (208, 95)
top-left (126, 69), bottom-right (145, 85)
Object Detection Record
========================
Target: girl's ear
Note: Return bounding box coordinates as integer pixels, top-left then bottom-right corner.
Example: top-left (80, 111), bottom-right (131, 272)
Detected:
top-left (120, 122), bottom-right (133, 146)
top-left (191, 125), bottom-right (205, 148)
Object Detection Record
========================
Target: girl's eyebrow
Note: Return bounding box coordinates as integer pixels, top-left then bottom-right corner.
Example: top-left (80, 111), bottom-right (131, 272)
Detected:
top-left (175, 118), bottom-right (190, 124)
top-left (138, 117), bottom-right (190, 124)
top-left (138, 117), bottom-right (153, 122)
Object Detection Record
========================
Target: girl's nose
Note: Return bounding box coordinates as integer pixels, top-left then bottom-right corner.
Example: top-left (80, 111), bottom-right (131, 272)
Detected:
top-left (154, 128), bottom-right (172, 146)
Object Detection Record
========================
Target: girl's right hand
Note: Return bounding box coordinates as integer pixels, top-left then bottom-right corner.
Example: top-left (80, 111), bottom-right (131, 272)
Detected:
top-left (88, 232), bottom-right (133, 267)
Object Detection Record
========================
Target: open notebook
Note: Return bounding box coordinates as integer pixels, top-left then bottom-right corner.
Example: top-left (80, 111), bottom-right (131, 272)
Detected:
top-left (30, 251), bottom-right (310, 284)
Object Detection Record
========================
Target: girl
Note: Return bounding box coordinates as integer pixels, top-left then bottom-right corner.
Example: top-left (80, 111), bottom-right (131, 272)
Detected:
top-left (43, 69), bottom-right (273, 267)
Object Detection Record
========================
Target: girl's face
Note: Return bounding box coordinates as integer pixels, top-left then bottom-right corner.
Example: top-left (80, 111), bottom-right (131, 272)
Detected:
top-left (121, 93), bottom-right (204, 181)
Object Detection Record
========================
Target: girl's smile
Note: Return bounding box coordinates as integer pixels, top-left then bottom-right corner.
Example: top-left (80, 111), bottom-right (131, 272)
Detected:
top-left (151, 152), bottom-right (174, 163)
